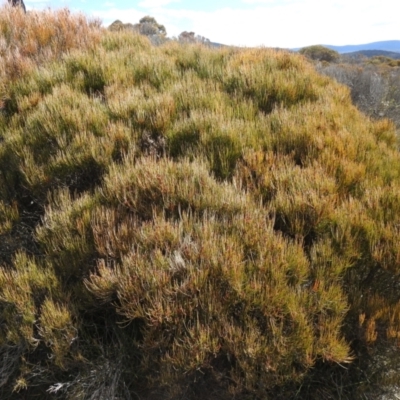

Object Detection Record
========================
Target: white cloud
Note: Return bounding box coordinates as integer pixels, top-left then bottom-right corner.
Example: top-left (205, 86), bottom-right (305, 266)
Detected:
top-left (138, 0), bottom-right (179, 8)
top-left (93, 0), bottom-right (399, 48)
top-left (93, 7), bottom-right (144, 26)
top-left (241, 0), bottom-right (297, 4)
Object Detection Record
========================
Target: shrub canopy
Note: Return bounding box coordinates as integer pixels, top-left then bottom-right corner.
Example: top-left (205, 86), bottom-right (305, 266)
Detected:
top-left (1, 7), bottom-right (400, 400)
top-left (299, 44), bottom-right (340, 62)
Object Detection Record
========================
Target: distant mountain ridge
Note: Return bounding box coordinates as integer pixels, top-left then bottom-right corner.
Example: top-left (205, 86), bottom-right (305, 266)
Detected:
top-left (293, 40), bottom-right (400, 54)
top-left (342, 49), bottom-right (400, 60)
top-left (325, 40), bottom-right (400, 54)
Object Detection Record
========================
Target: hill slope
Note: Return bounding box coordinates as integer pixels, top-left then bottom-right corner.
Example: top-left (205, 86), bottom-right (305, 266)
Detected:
top-left (342, 49), bottom-right (400, 59)
top-left (324, 40), bottom-right (400, 53)
top-left (293, 40), bottom-right (400, 54)
top-left (1, 7), bottom-right (400, 400)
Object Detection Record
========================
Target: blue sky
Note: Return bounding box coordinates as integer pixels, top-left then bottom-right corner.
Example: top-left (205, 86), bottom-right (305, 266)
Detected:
top-left (5, 0), bottom-right (399, 48)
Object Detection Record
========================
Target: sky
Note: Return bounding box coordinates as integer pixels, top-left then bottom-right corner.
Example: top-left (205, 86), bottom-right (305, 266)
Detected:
top-left (5, 0), bottom-right (399, 48)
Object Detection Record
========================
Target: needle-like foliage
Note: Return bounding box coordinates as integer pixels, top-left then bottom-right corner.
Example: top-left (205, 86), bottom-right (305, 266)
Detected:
top-left (1, 6), bottom-right (400, 399)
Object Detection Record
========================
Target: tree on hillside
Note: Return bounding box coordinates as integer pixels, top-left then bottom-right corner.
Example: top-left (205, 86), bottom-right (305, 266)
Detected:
top-left (108, 16), bottom-right (167, 45)
top-left (8, 0), bottom-right (26, 13)
top-left (178, 31), bottom-right (211, 45)
top-left (108, 20), bottom-right (126, 32)
top-left (300, 45), bottom-right (340, 63)
top-left (135, 16), bottom-right (166, 37)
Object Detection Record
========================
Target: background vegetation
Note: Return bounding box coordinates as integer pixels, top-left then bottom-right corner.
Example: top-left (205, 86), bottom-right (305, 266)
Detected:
top-left (1, 6), bottom-right (400, 399)
top-left (300, 45), bottom-right (400, 131)
top-left (299, 45), bottom-right (340, 63)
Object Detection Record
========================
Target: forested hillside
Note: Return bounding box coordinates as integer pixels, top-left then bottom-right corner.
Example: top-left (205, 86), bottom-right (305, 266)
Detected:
top-left (2, 7), bottom-right (400, 399)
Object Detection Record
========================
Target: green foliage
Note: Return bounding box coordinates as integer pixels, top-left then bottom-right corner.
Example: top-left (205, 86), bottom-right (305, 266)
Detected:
top-left (107, 19), bottom-right (136, 33)
top-left (138, 15), bottom-right (167, 37)
top-left (300, 45), bottom-right (340, 63)
top-left (108, 15), bottom-right (168, 45)
top-left (366, 55), bottom-right (400, 67)
top-left (1, 6), bottom-right (400, 399)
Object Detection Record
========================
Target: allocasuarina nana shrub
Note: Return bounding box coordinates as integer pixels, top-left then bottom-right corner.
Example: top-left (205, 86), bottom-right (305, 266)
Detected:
top-left (1, 6), bottom-right (400, 399)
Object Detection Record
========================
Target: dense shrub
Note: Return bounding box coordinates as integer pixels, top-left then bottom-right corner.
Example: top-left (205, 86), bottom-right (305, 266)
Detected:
top-left (1, 6), bottom-right (400, 399)
top-left (0, 7), bottom-right (102, 84)
top-left (299, 45), bottom-right (340, 63)
top-left (317, 62), bottom-right (400, 129)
